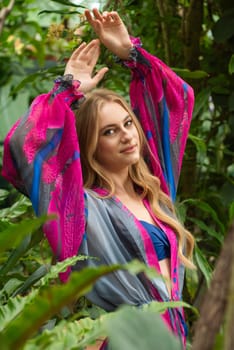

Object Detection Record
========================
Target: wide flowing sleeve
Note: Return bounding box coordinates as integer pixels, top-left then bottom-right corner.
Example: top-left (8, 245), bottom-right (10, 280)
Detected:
top-left (121, 38), bottom-right (194, 201)
top-left (2, 76), bottom-right (86, 282)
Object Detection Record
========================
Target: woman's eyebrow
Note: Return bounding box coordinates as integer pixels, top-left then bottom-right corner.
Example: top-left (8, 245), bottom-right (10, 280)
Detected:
top-left (99, 115), bottom-right (130, 133)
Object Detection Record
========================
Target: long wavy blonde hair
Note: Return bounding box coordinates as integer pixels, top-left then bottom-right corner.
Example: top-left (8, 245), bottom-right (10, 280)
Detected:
top-left (75, 88), bottom-right (195, 269)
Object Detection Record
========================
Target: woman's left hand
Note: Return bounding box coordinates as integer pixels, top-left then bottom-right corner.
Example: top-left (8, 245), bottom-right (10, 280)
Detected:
top-left (64, 39), bottom-right (108, 93)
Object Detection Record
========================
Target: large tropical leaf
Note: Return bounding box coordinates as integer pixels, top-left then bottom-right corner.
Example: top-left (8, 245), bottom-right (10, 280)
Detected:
top-left (23, 303), bottom-right (190, 350)
top-left (194, 245), bottom-right (213, 286)
top-left (0, 264), bottom-right (124, 349)
top-left (0, 215), bottom-right (51, 253)
top-left (104, 306), bottom-right (181, 350)
top-left (0, 292), bottom-right (37, 332)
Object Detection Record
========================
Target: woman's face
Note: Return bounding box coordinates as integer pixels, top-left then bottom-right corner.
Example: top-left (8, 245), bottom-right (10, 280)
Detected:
top-left (95, 101), bottom-right (140, 173)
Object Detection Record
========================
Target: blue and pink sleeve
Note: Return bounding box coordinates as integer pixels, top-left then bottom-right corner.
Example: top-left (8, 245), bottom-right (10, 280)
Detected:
top-left (122, 38), bottom-right (194, 200)
top-left (2, 77), bottom-right (86, 282)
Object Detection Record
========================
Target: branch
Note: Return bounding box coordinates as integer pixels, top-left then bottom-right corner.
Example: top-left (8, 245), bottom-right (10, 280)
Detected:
top-left (0, 0), bottom-right (15, 35)
top-left (155, 0), bottom-right (171, 65)
top-left (182, 0), bottom-right (203, 70)
top-left (224, 221), bottom-right (234, 350)
top-left (192, 221), bottom-right (234, 350)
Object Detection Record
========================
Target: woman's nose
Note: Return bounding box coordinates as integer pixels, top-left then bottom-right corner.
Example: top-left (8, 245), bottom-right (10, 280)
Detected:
top-left (120, 128), bottom-right (132, 142)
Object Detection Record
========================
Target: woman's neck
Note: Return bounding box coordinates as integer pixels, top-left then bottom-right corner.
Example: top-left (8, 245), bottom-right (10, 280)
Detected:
top-left (102, 168), bottom-right (136, 198)
top-left (114, 179), bottom-right (136, 198)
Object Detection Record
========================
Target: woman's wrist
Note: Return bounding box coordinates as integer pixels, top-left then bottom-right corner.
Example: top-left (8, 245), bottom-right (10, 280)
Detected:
top-left (53, 75), bottom-right (85, 107)
top-left (55, 74), bottom-right (80, 88)
top-left (114, 37), bottom-right (142, 65)
top-left (116, 43), bottom-right (134, 60)
top-left (114, 37), bottom-right (142, 61)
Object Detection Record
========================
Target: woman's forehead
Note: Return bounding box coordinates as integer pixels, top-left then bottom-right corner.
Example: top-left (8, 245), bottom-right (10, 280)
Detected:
top-left (98, 101), bottom-right (129, 127)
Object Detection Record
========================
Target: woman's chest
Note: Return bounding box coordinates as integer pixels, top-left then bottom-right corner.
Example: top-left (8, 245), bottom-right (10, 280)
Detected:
top-left (114, 194), bottom-right (156, 225)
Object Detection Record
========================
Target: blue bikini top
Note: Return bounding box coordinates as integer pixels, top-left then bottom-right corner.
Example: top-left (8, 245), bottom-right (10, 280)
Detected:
top-left (140, 220), bottom-right (170, 261)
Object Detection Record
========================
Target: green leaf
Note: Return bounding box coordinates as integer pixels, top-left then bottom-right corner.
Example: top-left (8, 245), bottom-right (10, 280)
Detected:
top-left (0, 220), bottom-right (11, 234)
top-left (0, 215), bottom-right (52, 253)
top-left (188, 134), bottom-right (207, 153)
top-left (23, 300), bottom-right (195, 350)
top-left (185, 267), bottom-right (199, 300)
top-left (104, 306), bottom-right (181, 350)
top-left (192, 88), bottom-right (211, 118)
top-left (145, 300), bottom-right (197, 315)
top-left (0, 292), bottom-right (37, 332)
top-left (172, 68), bottom-right (209, 79)
top-left (40, 255), bottom-right (91, 286)
top-left (10, 67), bottom-right (64, 95)
top-left (0, 195), bottom-right (32, 220)
top-left (14, 256), bottom-right (93, 295)
top-left (9, 72), bottom-right (49, 95)
top-left (213, 332), bottom-right (225, 350)
top-left (182, 199), bottom-right (225, 235)
top-left (0, 264), bottom-right (123, 349)
top-left (13, 265), bottom-right (50, 296)
top-left (125, 259), bottom-right (160, 280)
top-left (229, 201), bottom-right (234, 222)
top-left (228, 92), bottom-right (234, 111)
top-left (213, 11), bottom-right (234, 43)
top-left (49, 0), bottom-right (85, 8)
top-left (0, 235), bottom-right (32, 276)
top-left (38, 10), bottom-right (81, 15)
top-left (0, 189), bottom-right (9, 203)
top-left (228, 55), bottom-right (234, 75)
top-left (24, 318), bottom-right (103, 350)
top-left (194, 244), bottom-right (212, 286)
top-left (0, 278), bottom-right (23, 301)
top-left (188, 217), bottom-right (223, 244)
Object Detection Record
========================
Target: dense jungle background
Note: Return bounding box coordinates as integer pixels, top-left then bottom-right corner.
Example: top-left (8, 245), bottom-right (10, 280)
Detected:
top-left (0, 0), bottom-right (234, 349)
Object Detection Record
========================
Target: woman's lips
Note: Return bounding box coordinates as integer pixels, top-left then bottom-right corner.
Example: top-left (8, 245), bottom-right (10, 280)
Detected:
top-left (120, 144), bottom-right (137, 153)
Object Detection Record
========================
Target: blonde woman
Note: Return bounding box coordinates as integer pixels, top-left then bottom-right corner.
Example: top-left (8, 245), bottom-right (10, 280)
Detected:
top-left (2, 9), bottom-right (195, 349)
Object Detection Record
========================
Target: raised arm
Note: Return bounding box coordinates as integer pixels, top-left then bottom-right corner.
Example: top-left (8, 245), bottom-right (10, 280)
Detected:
top-left (86, 9), bottom-right (194, 200)
top-left (125, 43), bottom-right (194, 201)
top-left (2, 40), bottom-right (106, 281)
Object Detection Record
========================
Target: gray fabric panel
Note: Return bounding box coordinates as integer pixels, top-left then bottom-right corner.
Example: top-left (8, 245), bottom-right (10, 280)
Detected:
top-left (72, 190), bottom-right (169, 311)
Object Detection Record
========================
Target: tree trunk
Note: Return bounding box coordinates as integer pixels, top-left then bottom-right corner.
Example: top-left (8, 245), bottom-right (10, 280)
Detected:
top-left (224, 222), bottom-right (234, 350)
top-left (0, 0), bottom-right (15, 35)
top-left (155, 0), bottom-right (172, 65)
top-left (192, 221), bottom-right (234, 350)
top-left (180, 0), bottom-right (204, 199)
top-left (183, 0), bottom-right (203, 70)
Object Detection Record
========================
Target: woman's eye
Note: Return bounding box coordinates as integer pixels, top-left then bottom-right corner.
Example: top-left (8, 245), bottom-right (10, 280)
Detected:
top-left (103, 129), bottom-right (115, 136)
top-left (125, 119), bottom-right (133, 127)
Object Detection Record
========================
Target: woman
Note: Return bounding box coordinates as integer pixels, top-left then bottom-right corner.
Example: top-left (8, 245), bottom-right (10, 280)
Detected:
top-left (2, 9), bottom-right (195, 348)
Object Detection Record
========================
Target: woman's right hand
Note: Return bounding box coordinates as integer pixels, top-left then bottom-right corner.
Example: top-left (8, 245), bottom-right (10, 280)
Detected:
top-left (64, 39), bottom-right (108, 93)
top-left (85, 9), bottom-right (133, 60)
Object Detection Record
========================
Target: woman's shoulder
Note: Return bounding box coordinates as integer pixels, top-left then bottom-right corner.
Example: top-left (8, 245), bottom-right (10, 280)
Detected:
top-left (84, 188), bottom-right (112, 203)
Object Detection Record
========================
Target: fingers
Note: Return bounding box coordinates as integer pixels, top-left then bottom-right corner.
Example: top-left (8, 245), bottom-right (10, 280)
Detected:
top-left (81, 39), bottom-right (100, 56)
top-left (109, 11), bottom-right (122, 23)
top-left (70, 39), bottom-right (100, 62)
top-left (84, 9), bottom-right (94, 24)
top-left (92, 67), bottom-right (109, 85)
top-left (85, 8), bottom-right (119, 24)
top-left (85, 8), bottom-right (103, 27)
top-left (102, 11), bottom-right (119, 23)
top-left (92, 8), bottom-right (103, 21)
top-left (86, 41), bottom-right (101, 67)
top-left (68, 42), bottom-right (87, 61)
